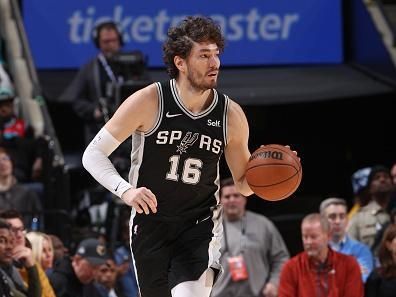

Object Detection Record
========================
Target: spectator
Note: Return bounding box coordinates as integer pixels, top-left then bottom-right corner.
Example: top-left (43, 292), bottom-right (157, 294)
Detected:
top-left (347, 165), bottom-right (393, 253)
top-left (278, 213), bottom-right (363, 297)
top-left (0, 209), bottom-right (55, 297)
top-left (0, 87), bottom-right (44, 185)
top-left (211, 178), bottom-right (289, 297)
top-left (26, 232), bottom-right (54, 273)
top-left (49, 238), bottom-right (107, 297)
top-left (0, 218), bottom-right (41, 297)
top-left (0, 147), bottom-right (42, 228)
top-left (320, 197), bottom-right (374, 282)
top-left (365, 224), bottom-right (396, 296)
top-left (0, 210), bottom-right (27, 246)
top-left (60, 21), bottom-right (124, 146)
top-left (391, 163), bottom-right (396, 185)
top-left (113, 211), bottom-right (139, 297)
top-left (388, 162), bottom-right (396, 212)
top-left (348, 167), bottom-right (372, 219)
top-left (48, 234), bottom-right (69, 266)
top-left (94, 257), bottom-right (126, 297)
top-left (370, 209), bottom-right (396, 267)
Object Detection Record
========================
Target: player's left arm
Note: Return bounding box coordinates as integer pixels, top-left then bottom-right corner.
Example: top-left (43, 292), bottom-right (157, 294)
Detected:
top-left (224, 99), bottom-right (254, 197)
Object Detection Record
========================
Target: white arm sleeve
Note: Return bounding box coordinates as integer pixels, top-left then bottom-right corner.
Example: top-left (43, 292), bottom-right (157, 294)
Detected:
top-left (82, 128), bottom-right (132, 198)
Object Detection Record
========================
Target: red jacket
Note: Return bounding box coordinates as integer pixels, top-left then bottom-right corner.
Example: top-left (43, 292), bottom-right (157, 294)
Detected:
top-left (279, 248), bottom-right (364, 297)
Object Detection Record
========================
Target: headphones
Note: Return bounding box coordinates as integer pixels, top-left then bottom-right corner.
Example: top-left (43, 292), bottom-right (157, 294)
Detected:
top-left (92, 20), bottom-right (124, 49)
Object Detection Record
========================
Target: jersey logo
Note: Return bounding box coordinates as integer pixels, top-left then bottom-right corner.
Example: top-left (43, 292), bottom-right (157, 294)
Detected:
top-left (166, 112), bottom-right (183, 118)
top-left (207, 119), bottom-right (221, 127)
top-left (114, 181), bottom-right (121, 192)
top-left (176, 132), bottom-right (199, 154)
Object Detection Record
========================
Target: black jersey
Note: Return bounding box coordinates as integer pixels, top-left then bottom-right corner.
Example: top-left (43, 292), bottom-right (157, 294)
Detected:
top-left (129, 79), bottom-right (229, 221)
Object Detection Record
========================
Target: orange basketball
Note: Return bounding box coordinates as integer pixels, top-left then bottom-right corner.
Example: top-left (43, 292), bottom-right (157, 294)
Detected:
top-left (246, 144), bottom-right (302, 201)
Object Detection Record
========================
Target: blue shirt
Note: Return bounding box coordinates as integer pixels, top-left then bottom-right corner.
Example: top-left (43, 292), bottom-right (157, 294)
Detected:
top-left (329, 235), bottom-right (374, 282)
top-left (114, 246), bottom-right (139, 297)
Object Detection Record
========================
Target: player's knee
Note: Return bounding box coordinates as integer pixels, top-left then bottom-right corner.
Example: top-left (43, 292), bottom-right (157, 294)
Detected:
top-left (204, 268), bottom-right (215, 287)
top-left (171, 269), bottom-right (214, 297)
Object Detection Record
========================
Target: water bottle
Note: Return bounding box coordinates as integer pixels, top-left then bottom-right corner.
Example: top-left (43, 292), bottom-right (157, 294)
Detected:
top-left (31, 217), bottom-right (39, 231)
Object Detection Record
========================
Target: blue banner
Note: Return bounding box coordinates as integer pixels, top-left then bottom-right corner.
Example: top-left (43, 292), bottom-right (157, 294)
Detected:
top-left (24, 0), bottom-right (343, 69)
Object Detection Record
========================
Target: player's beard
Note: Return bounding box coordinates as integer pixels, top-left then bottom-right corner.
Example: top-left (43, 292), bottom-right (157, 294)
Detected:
top-left (187, 68), bottom-right (218, 91)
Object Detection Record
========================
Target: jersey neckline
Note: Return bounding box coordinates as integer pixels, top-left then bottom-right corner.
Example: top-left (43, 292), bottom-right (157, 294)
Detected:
top-left (170, 79), bottom-right (218, 120)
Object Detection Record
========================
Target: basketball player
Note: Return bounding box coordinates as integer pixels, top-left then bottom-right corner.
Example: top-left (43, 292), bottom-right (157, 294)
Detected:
top-left (82, 16), bottom-right (254, 297)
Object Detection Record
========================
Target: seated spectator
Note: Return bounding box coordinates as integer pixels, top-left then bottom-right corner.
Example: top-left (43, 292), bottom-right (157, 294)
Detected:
top-left (49, 238), bottom-right (107, 297)
top-left (0, 209), bottom-right (55, 297)
top-left (48, 234), bottom-right (68, 266)
top-left (278, 213), bottom-right (363, 297)
top-left (0, 147), bottom-right (42, 228)
top-left (26, 232), bottom-right (54, 274)
top-left (0, 86), bottom-right (44, 185)
top-left (0, 218), bottom-right (41, 297)
top-left (365, 224), bottom-right (396, 296)
top-left (113, 212), bottom-right (138, 297)
top-left (347, 165), bottom-right (393, 254)
top-left (320, 197), bottom-right (374, 282)
top-left (391, 163), bottom-right (396, 185)
top-left (94, 257), bottom-right (126, 297)
top-left (387, 162), bottom-right (396, 212)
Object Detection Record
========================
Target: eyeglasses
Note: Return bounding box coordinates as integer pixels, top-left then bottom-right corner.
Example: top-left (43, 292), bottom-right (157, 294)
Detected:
top-left (10, 226), bottom-right (26, 234)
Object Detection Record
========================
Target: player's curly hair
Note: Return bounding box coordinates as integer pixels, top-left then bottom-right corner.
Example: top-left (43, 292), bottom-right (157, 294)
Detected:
top-left (163, 16), bottom-right (225, 78)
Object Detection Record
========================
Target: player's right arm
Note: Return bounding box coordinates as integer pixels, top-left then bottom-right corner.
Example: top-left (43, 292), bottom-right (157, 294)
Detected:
top-left (82, 84), bottom-right (158, 215)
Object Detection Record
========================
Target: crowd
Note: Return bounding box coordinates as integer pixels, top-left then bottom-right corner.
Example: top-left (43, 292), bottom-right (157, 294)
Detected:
top-left (0, 208), bottom-right (139, 297)
top-left (0, 163), bottom-right (395, 296)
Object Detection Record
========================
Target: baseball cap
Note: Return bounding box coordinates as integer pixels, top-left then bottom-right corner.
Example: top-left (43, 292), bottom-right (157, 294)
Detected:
top-left (351, 167), bottom-right (371, 195)
top-left (75, 238), bottom-right (107, 265)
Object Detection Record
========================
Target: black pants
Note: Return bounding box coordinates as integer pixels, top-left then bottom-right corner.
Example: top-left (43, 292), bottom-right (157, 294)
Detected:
top-left (130, 213), bottom-right (221, 297)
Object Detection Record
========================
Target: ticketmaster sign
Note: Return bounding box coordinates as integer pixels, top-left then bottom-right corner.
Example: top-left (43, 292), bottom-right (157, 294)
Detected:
top-left (24, 0), bottom-right (342, 69)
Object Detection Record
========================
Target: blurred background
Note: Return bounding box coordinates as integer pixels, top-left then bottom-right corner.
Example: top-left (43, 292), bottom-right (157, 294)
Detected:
top-left (0, 0), bottom-right (395, 255)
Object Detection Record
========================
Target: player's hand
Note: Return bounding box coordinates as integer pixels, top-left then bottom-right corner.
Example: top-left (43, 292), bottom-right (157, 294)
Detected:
top-left (121, 187), bottom-right (157, 215)
top-left (285, 145), bottom-right (300, 161)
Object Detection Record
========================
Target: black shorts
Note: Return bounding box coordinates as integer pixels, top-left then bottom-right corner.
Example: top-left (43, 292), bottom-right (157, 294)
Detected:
top-left (130, 210), bottom-right (222, 297)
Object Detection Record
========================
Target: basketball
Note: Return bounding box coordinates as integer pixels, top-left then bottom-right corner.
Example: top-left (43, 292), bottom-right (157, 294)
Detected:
top-left (245, 144), bottom-right (302, 201)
